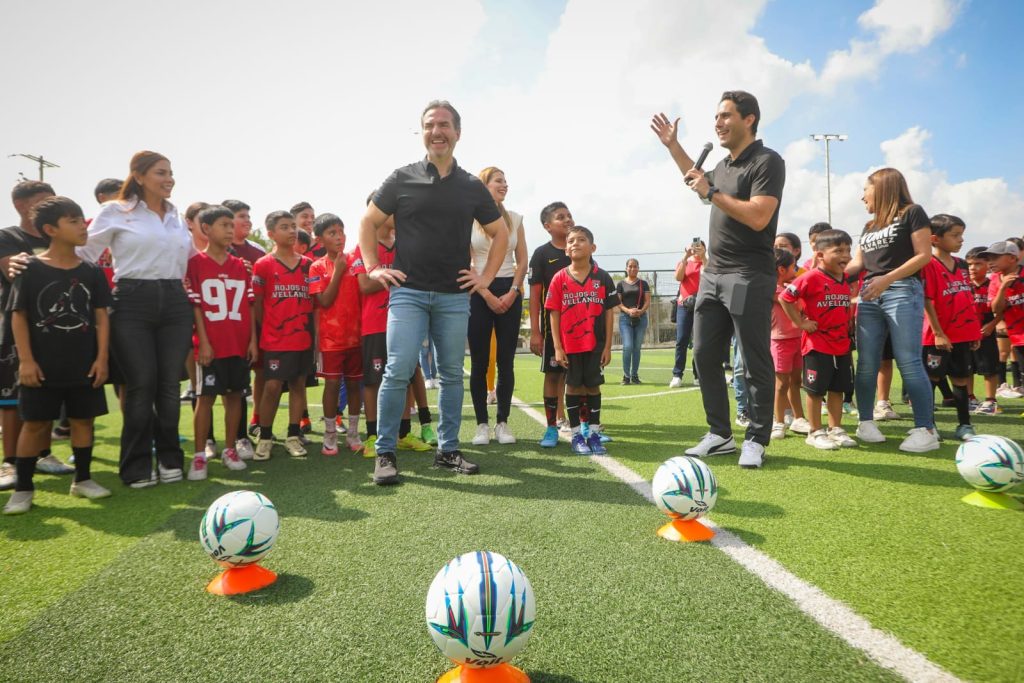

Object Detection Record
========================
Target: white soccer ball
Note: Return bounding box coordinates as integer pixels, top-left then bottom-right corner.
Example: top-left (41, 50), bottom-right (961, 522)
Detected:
top-left (199, 490), bottom-right (279, 567)
top-left (955, 436), bottom-right (1024, 493)
top-left (652, 456), bottom-right (718, 520)
top-left (425, 551), bottom-right (536, 668)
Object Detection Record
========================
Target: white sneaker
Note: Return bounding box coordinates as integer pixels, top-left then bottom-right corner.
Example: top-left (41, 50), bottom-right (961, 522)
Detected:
top-left (158, 464), bottom-right (183, 483)
top-left (900, 427), bottom-right (940, 453)
top-left (855, 420), bottom-right (886, 443)
top-left (783, 409), bottom-right (794, 427)
top-left (995, 383), bottom-right (1024, 399)
top-left (557, 419), bottom-right (571, 434)
top-left (204, 439), bottom-right (218, 459)
top-left (284, 436), bottom-right (307, 458)
top-left (806, 429), bottom-right (839, 450)
top-left (684, 433), bottom-right (737, 457)
top-left (222, 447), bottom-right (247, 471)
top-left (788, 417), bottom-right (812, 435)
top-left (235, 438), bottom-right (255, 460)
top-left (3, 490), bottom-right (33, 514)
top-left (321, 430), bottom-right (339, 456)
top-left (770, 422), bottom-right (786, 440)
top-left (668, 376), bottom-right (683, 388)
top-left (738, 440), bottom-right (765, 468)
top-left (494, 422), bottom-right (516, 444)
top-left (346, 432), bottom-right (364, 453)
top-left (873, 400), bottom-right (899, 421)
top-left (827, 427), bottom-right (857, 448)
top-left (254, 438), bottom-right (273, 461)
top-left (472, 424), bottom-right (491, 446)
top-left (187, 454), bottom-right (208, 481)
top-left (36, 454), bottom-right (75, 475)
top-left (69, 479), bottom-right (112, 499)
top-left (0, 461), bottom-right (16, 490)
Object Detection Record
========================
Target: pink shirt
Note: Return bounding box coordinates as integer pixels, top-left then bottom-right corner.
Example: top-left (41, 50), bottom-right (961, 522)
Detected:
top-left (676, 259), bottom-right (703, 302)
top-left (772, 283), bottom-right (802, 339)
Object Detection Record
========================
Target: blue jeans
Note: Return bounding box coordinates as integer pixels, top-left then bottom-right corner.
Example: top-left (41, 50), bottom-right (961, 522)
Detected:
top-left (377, 288), bottom-right (470, 454)
top-left (673, 304), bottom-right (694, 378)
top-left (855, 277), bottom-right (934, 428)
top-left (419, 339), bottom-right (437, 380)
top-left (619, 313), bottom-right (648, 378)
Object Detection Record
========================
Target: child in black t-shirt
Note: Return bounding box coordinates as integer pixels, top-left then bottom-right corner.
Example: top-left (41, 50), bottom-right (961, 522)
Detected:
top-left (2, 197), bottom-right (111, 515)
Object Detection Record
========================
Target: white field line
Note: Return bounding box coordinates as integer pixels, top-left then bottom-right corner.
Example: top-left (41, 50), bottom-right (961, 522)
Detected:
top-left (512, 396), bottom-right (961, 683)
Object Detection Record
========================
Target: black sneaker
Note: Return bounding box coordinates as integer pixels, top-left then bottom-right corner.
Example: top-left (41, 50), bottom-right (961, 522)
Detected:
top-left (373, 452), bottom-right (399, 485)
top-left (433, 450), bottom-right (479, 475)
top-left (631, 375), bottom-right (641, 384)
top-left (621, 375), bottom-right (631, 385)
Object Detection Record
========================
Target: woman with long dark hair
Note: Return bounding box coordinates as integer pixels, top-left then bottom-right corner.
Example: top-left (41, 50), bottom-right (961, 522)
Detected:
top-left (616, 258), bottom-right (651, 384)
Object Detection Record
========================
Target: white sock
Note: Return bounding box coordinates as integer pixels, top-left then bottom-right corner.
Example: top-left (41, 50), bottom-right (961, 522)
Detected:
top-left (323, 416), bottom-right (336, 434)
top-left (348, 415), bottom-right (358, 433)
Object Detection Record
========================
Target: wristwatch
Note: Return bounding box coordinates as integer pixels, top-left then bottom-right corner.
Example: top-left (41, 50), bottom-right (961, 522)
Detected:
top-left (705, 186), bottom-right (719, 202)
top-left (511, 284), bottom-right (521, 294)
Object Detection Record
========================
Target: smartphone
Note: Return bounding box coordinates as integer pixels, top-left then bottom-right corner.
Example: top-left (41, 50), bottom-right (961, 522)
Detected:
top-left (692, 237), bottom-right (702, 245)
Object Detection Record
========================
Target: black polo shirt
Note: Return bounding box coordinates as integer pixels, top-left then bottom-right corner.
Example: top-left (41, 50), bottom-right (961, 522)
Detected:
top-left (372, 158), bottom-right (501, 293)
top-left (705, 139), bottom-right (785, 276)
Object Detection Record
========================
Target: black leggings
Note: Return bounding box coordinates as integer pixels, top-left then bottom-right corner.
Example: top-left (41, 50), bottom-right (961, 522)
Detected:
top-left (468, 277), bottom-right (522, 424)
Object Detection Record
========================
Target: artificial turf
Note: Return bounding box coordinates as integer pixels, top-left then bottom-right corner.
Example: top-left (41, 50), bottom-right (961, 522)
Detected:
top-left (0, 349), bottom-right (1021, 682)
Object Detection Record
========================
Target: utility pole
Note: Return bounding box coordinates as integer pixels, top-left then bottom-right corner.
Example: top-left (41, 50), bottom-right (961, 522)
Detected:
top-left (8, 154), bottom-right (60, 181)
top-left (809, 134), bottom-right (847, 224)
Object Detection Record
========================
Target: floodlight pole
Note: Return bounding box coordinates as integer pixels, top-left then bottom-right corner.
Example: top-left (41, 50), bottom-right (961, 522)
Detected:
top-left (809, 134), bottom-right (847, 224)
top-left (8, 153), bottom-right (60, 181)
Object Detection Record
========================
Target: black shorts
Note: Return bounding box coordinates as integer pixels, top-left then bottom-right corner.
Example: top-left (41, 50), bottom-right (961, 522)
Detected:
top-left (541, 332), bottom-right (566, 375)
top-left (263, 349), bottom-right (314, 382)
top-left (923, 342), bottom-right (973, 379)
top-left (802, 350), bottom-right (853, 396)
top-left (362, 333), bottom-right (387, 388)
top-left (19, 384), bottom-right (107, 422)
top-left (973, 334), bottom-right (1000, 376)
top-left (882, 335), bottom-right (894, 361)
top-left (197, 356), bottom-right (251, 396)
top-left (1014, 345), bottom-right (1024, 366)
top-left (0, 345), bottom-right (18, 408)
top-left (566, 349), bottom-right (604, 389)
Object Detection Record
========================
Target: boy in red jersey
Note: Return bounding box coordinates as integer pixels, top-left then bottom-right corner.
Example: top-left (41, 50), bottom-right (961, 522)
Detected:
top-left (545, 226), bottom-right (618, 456)
top-left (779, 230), bottom-right (856, 451)
top-left (983, 240), bottom-right (1024, 413)
top-left (251, 211), bottom-right (314, 460)
top-left (966, 246), bottom-right (1001, 414)
top-left (920, 215), bottom-right (982, 440)
top-left (185, 206), bottom-right (256, 479)
top-left (309, 213), bottom-right (363, 455)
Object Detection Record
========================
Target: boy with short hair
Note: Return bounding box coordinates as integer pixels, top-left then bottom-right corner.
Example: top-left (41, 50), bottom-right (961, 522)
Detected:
top-left (769, 248), bottom-right (807, 440)
top-left (779, 229), bottom-right (856, 450)
top-left (984, 240), bottom-right (1024, 412)
top-left (920, 215), bottom-right (982, 440)
top-left (185, 205), bottom-right (257, 479)
top-left (967, 246), bottom-right (1002, 414)
top-left (4, 197), bottom-right (111, 514)
top-left (545, 226), bottom-right (618, 455)
top-left (802, 221), bottom-right (832, 271)
top-left (309, 213), bottom-right (363, 455)
top-left (251, 211), bottom-right (315, 460)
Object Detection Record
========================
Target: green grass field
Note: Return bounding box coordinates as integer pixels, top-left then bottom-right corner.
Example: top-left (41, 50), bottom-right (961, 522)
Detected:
top-left (1, 349), bottom-right (1022, 682)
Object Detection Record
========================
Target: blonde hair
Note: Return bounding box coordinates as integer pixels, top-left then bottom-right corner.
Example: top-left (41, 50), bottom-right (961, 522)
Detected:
top-left (864, 167), bottom-right (914, 231)
top-left (477, 166), bottom-right (513, 236)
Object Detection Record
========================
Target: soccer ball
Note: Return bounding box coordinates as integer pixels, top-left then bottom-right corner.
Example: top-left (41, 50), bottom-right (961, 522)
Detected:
top-left (425, 551), bottom-right (536, 668)
top-left (199, 490), bottom-right (279, 567)
top-left (652, 456), bottom-right (718, 520)
top-left (955, 436), bottom-right (1024, 493)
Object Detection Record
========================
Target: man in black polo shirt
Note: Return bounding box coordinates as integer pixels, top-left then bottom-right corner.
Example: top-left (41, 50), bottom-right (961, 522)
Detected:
top-left (358, 100), bottom-right (509, 485)
top-left (651, 90), bottom-right (785, 469)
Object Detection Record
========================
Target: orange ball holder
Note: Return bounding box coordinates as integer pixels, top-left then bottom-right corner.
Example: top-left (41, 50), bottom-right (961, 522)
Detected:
top-left (437, 663), bottom-right (530, 683)
top-left (657, 518), bottom-right (715, 543)
top-left (206, 564), bottom-right (278, 595)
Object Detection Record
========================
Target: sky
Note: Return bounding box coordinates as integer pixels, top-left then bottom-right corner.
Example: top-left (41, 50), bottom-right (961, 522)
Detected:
top-left (1, 0), bottom-right (1022, 273)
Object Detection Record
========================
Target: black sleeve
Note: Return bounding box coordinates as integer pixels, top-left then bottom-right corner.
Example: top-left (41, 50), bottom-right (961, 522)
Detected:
top-left (7, 263), bottom-right (32, 313)
top-left (749, 151), bottom-right (785, 200)
top-left (602, 272), bottom-right (620, 310)
top-left (370, 169), bottom-right (402, 216)
top-left (91, 264), bottom-right (112, 308)
top-left (472, 182), bottom-right (502, 226)
top-left (527, 248), bottom-right (543, 287)
top-left (614, 280), bottom-right (625, 298)
top-left (641, 279), bottom-right (650, 301)
top-left (0, 230), bottom-right (21, 260)
top-left (903, 205), bottom-right (930, 232)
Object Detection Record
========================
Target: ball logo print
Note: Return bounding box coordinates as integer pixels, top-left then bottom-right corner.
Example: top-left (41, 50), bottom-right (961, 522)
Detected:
top-left (956, 436), bottom-right (1024, 493)
top-left (926, 354), bottom-right (942, 370)
top-left (268, 359), bottom-right (280, 372)
top-left (652, 456), bottom-right (718, 520)
top-left (806, 369), bottom-right (817, 385)
top-left (199, 490), bottom-right (279, 566)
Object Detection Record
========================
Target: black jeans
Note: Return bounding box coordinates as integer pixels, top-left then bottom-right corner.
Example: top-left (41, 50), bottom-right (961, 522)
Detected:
top-left (468, 277), bottom-right (522, 424)
top-left (110, 279), bottom-right (193, 484)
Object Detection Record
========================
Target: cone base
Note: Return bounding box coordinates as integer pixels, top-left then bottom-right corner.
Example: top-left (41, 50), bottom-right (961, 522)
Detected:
top-left (437, 663), bottom-right (530, 683)
top-left (206, 564), bottom-right (278, 595)
top-left (657, 518), bottom-right (715, 542)
top-left (961, 490), bottom-right (1024, 511)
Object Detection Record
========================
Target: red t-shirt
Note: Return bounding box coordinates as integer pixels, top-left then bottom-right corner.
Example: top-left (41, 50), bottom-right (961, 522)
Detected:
top-left (990, 266), bottom-right (1024, 346)
top-left (544, 265), bottom-right (618, 355)
top-left (779, 268), bottom-right (852, 356)
top-left (676, 259), bottom-right (702, 301)
top-left (186, 252), bottom-right (254, 359)
top-left (972, 276), bottom-right (993, 323)
top-left (252, 254), bottom-right (313, 352)
top-left (922, 256), bottom-right (981, 345)
top-left (231, 240), bottom-right (267, 267)
top-left (309, 252), bottom-right (361, 352)
top-left (351, 242), bottom-right (396, 337)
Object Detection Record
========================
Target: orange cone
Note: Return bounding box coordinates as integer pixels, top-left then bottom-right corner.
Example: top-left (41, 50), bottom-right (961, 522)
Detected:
top-left (657, 518), bottom-right (715, 542)
top-left (437, 663), bottom-right (530, 683)
top-left (206, 564), bottom-right (278, 595)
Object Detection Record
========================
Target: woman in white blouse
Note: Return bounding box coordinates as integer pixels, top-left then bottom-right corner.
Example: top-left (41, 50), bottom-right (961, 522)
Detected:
top-left (79, 151), bottom-right (195, 488)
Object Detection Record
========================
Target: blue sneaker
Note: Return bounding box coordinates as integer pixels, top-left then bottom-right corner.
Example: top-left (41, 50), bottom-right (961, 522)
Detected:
top-left (580, 422), bottom-right (591, 439)
top-left (598, 431), bottom-right (612, 443)
top-left (539, 426), bottom-right (559, 448)
top-left (571, 433), bottom-right (592, 455)
top-left (587, 432), bottom-right (607, 455)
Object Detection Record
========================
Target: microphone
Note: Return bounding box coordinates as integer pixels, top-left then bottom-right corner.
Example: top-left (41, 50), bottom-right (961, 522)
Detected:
top-left (693, 142), bottom-right (713, 171)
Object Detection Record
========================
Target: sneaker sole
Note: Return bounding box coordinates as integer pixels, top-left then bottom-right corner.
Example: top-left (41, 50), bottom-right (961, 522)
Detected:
top-left (899, 443), bottom-right (941, 453)
top-left (684, 445), bottom-right (737, 457)
top-left (373, 474), bottom-right (400, 485)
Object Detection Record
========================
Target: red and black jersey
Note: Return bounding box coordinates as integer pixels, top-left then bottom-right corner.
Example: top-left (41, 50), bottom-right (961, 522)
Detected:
top-left (544, 265), bottom-right (618, 355)
top-left (779, 268), bottom-right (851, 356)
top-left (351, 241), bottom-right (396, 336)
top-left (972, 276), bottom-right (994, 324)
top-left (990, 266), bottom-right (1024, 346)
top-left (230, 240), bottom-right (267, 267)
top-left (922, 256), bottom-right (980, 345)
top-left (186, 252), bottom-right (254, 359)
top-left (252, 254), bottom-right (313, 352)
top-left (309, 252), bottom-right (361, 351)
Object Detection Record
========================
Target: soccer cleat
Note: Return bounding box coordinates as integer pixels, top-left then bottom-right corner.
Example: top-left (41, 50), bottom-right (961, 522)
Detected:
top-left (842, 402), bottom-right (855, 415)
top-left (873, 400), bottom-right (899, 421)
top-left (222, 448), bottom-right (247, 471)
top-left (788, 417), bottom-right (812, 435)
top-left (899, 427), bottom-right (941, 453)
top-left (827, 427), bottom-right (857, 448)
top-left (420, 423), bottom-right (437, 447)
top-left (70, 479), bottom-right (112, 499)
top-left (557, 418), bottom-right (571, 434)
top-left (36, 454), bottom-right (75, 475)
top-left (668, 376), bottom-right (683, 388)
top-left (3, 490), bottom-right (33, 514)
top-left (321, 431), bottom-right (339, 456)
top-left (570, 433), bottom-right (592, 455)
top-left (770, 422), bottom-right (786, 440)
top-left (373, 452), bottom-right (399, 485)
top-left (806, 429), bottom-right (839, 450)
top-left (494, 422), bottom-right (516, 444)
top-left (968, 397), bottom-right (980, 412)
top-left (598, 429), bottom-right (612, 443)
top-left (247, 421), bottom-right (260, 438)
top-left (735, 411), bottom-right (751, 428)
top-left (0, 462), bottom-right (16, 491)
top-left (471, 424), bottom-right (491, 446)
top-left (157, 464), bottom-right (183, 484)
top-left (235, 438), bottom-right (255, 460)
top-left (973, 400), bottom-right (1000, 415)
top-left (299, 417), bottom-right (313, 434)
top-left (346, 431), bottom-right (364, 453)
top-left (284, 436), bottom-right (307, 458)
top-left (433, 450), bottom-right (480, 474)
top-left (684, 433), bottom-right (737, 457)
top-left (539, 426), bottom-right (559, 448)
top-left (586, 432), bottom-right (607, 455)
top-left (995, 383), bottom-right (1024, 399)
top-left (397, 434), bottom-right (432, 452)
top-left (362, 435), bottom-right (377, 459)
top-left (954, 424), bottom-right (977, 441)
top-left (855, 420), bottom-right (886, 443)
top-left (738, 440), bottom-right (766, 469)
top-left (254, 439), bottom-right (274, 461)
top-left (187, 455), bottom-right (208, 481)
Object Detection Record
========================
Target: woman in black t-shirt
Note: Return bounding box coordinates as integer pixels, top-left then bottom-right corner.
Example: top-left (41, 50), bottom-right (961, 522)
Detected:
top-left (615, 259), bottom-right (651, 384)
top-left (845, 167), bottom-right (937, 452)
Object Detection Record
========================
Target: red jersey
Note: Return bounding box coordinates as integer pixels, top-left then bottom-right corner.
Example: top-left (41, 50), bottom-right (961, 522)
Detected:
top-left (351, 241), bottom-right (396, 336)
top-left (972, 276), bottom-right (993, 323)
top-left (544, 265), bottom-right (618, 355)
top-left (990, 266), bottom-right (1024, 346)
top-left (676, 259), bottom-right (702, 301)
top-left (922, 256), bottom-right (980, 345)
top-left (779, 268), bottom-right (851, 356)
top-left (252, 254), bottom-right (313, 352)
top-left (186, 252), bottom-right (254, 359)
top-left (309, 252), bottom-right (361, 351)
top-left (230, 240), bottom-right (267, 267)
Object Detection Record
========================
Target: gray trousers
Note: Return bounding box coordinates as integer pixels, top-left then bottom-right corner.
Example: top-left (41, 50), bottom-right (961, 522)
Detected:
top-left (692, 270), bottom-right (775, 446)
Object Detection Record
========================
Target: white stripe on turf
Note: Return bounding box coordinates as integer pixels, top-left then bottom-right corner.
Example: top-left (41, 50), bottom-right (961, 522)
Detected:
top-left (512, 397), bottom-right (961, 683)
